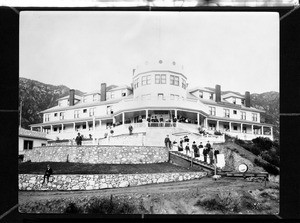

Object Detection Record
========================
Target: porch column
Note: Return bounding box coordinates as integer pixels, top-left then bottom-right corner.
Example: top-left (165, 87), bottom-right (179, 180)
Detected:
top-left (113, 116), bottom-right (116, 124)
top-left (270, 126), bottom-right (273, 136)
top-left (229, 122), bottom-right (232, 132)
top-left (146, 109), bottom-right (149, 119)
top-left (86, 121), bottom-right (89, 130)
top-left (93, 117), bottom-right (96, 145)
top-left (50, 125), bottom-right (53, 133)
top-left (216, 120), bottom-right (220, 131)
top-left (197, 113), bottom-right (200, 126)
top-left (30, 126), bottom-right (33, 131)
top-left (73, 122), bottom-right (75, 131)
top-left (241, 123), bottom-right (243, 133)
top-left (61, 124), bottom-right (64, 133)
top-left (175, 109), bottom-right (178, 118)
top-left (251, 125), bottom-right (254, 134)
top-left (40, 126), bottom-right (42, 132)
top-left (122, 112), bottom-right (125, 125)
top-left (205, 118), bottom-right (208, 128)
top-left (262, 126), bottom-right (264, 135)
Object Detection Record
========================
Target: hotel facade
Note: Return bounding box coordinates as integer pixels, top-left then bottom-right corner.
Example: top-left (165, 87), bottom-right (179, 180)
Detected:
top-left (30, 60), bottom-right (273, 142)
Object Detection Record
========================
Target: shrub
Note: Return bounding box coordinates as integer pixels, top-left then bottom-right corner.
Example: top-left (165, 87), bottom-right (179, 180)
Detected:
top-left (86, 196), bottom-right (136, 214)
top-left (254, 158), bottom-right (279, 175)
top-left (252, 137), bottom-right (273, 151)
top-left (65, 203), bottom-right (83, 214)
top-left (214, 130), bottom-right (222, 136)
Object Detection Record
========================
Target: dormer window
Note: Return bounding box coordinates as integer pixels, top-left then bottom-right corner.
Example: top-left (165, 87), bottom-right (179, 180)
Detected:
top-left (242, 99), bottom-right (245, 105)
top-left (209, 93), bottom-right (213, 100)
top-left (233, 110), bottom-right (237, 115)
top-left (155, 74), bottom-right (166, 84)
top-left (54, 113), bottom-right (58, 117)
top-left (142, 75), bottom-right (151, 86)
top-left (93, 94), bottom-right (98, 101)
top-left (83, 109), bottom-right (87, 113)
top-left (199, 92), bottom-right (203, 98)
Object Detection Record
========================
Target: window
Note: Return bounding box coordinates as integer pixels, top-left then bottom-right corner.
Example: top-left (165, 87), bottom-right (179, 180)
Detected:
top-left (93, 94), bottom-right (98, 101)
top-left (45, 114), bottom-right (50, 122)
top-left (210, 93), bottom-right (214, 100)
top-left (122, 90), bottom-right (126, 97)
top-left (170, 94), bottom-right (179, 100)
top-left (74, 110), bottom-right (79, 118)
top-left (199, 92), bottom-right (203, 98)
top-left (155, 74), bottom-right (166, 84)
top-left (170, 75), bottom-right (179, 86)
top-left (82, 124), bottom-right (86, 129)
top-left (54, 113), bottom-right (58, 117)
top-left (60, 112), bottom-right (65, 120)
top-left (107, 106), bottom-right (111, 115)
top-left (241, 111), bottom-right (246, 120)
top-left (224, 109), bottom-right (230, 118)
top-left (252, 113), bottom-right (258, 122)
top-left (41, 143), bottom-right (46, 146)
top-left (83, 109), bottom-right (87, 113)
top-left (142, 75), bottom-right (151, 85)
top-left (182, 78), bottom-right (187, 89)
top-left (158, 93), bottom-right (165, 100)
top-left (89, 108), bottom-right (95, 117)
top-left (233, 110), bottom-right (237, 115)
top-left (233, 126), bottom-right (238, 131)
top-left (209, 106), bottom-right (216, 116)
top-left (23, 140), bottom-right (33, 150)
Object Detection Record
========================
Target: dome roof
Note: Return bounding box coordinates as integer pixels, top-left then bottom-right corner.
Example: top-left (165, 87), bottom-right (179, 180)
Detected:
top-left (134, 59), bottom-right (184, 76)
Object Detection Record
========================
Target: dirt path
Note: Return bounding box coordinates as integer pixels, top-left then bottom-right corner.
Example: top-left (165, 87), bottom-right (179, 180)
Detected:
top-left (19, 177), bottom-right (279, 214)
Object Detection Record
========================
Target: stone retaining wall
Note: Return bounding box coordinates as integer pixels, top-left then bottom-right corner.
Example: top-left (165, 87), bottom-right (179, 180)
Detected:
top-left (23, 146), bottom-right (168, 164)
top-left (19, 172), bottom-right (207, 191)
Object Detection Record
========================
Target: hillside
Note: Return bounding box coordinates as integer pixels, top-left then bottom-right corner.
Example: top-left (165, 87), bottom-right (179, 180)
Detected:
top-left (19, 77), bottom-right (84, 129)
top-left (251, 92), bottom-right (279, 141)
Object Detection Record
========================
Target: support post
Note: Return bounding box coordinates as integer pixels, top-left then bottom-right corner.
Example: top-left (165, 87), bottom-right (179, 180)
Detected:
top-left (262, 126), bottom-right (264, 135)
top-left (61, 124), bottom-right (64, 133)
top-left (241, 123), bottom-right (243, 133)
top-left (122, 112), bottom-right (125, 125)
top-left (252, 125), bottom-right (254, 134)
top-left (229, 122), bottom-right (232, 132)
top-left (216, 120), bottom-right (220, 131)
top-left (50, 125), bottom-right (53, 133)
top-left (197, 113), bottom-right (200, 126)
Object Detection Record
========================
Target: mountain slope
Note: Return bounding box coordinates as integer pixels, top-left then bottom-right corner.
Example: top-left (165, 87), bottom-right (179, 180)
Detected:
top-left (250, 92), bottom-right (279, 141)
top-left (19, 77), bottom-right (83, 129)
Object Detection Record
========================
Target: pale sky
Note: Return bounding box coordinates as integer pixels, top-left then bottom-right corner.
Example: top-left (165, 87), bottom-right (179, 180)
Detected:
top-left (20, 11), bottom-right (279, 94)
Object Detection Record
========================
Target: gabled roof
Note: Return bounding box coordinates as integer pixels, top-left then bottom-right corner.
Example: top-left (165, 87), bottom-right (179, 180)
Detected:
top-left (188, 86), bottom-right (214, 93)
top-left (19, 127), bottom-right (49, 140)
top-left (107, 85), bottom-right (132, 92)
top-left (56, 95), bottom-right (81, 101)
top-left (222, 92), bottom-right (245, 99)
top-left (82, 90), bottom-right (100, 96)
top-left (40, 95), bottom-right (134, 114)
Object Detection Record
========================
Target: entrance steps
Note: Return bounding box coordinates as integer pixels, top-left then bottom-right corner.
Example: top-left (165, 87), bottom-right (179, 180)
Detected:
top-left (169, 150), bottom-right (216, 172)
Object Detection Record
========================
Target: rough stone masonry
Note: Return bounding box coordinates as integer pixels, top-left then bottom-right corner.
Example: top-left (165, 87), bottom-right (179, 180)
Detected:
top-left (19, 172), bottom-right (207, 191)
top-left (23, 145), bottom-right (169, 164)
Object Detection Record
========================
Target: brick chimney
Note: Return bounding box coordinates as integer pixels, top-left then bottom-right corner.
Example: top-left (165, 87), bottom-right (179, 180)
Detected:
top-left (215, 84), bottom-right (221, 102)
top-left (69, 89), bottom-right (75, 106)
top-left (245, 91), bottom-right (251, 107)
top-left (100, 83), bottom-right (107, 101)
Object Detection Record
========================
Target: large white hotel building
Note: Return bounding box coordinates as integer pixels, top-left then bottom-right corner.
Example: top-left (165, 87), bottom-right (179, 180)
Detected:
top-left (30, 59), bottom-right (273, 142)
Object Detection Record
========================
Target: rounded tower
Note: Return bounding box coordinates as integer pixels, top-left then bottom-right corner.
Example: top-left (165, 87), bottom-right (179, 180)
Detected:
top-left (132, 59), bottom-right (188, 101)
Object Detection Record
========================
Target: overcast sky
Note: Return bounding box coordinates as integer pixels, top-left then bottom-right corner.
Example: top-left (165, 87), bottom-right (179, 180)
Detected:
top-left (20, 11), bottom-right (279, 94)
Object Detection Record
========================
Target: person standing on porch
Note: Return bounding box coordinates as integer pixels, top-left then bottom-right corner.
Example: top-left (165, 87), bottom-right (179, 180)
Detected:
top-left (206, 141), bottom-right (211, 150)
top-left (208, 149), bottom-right (214, 165)
top-left (203, 147), bottom-right (208, 163)
top-left (192, 141), bottom-right (198, 158)
top-left (128, 124), bottom-right (133, 135)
